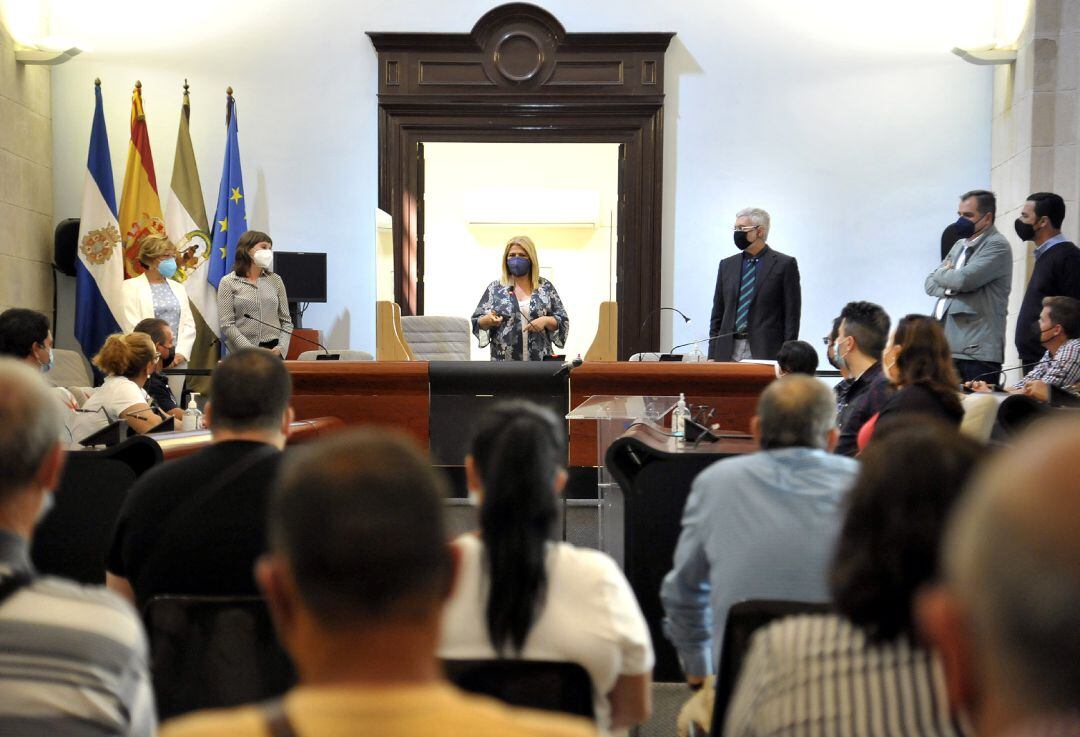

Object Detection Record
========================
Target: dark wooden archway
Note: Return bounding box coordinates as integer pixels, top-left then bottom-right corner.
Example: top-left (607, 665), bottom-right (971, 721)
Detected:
top-left (368, 4), bottom-right (673, 358)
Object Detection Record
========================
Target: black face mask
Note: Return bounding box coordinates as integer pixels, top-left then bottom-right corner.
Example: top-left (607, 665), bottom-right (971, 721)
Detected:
top-left (1014, 217), bottom-right (1037, 242)
top-left (734, 230), bottom-right (752, 251)
top-left (159, 346), bottom-right (174, 369)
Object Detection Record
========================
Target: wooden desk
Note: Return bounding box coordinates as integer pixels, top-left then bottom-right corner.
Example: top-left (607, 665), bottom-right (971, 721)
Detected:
top-left (286, 361), bottom-right (429, 447)
top-left (569, 362), bottom-right (774, 466)
top-left (606, 423), bottom-right (757, 682)
top-left (280, 361), bottom-right (772, 467)
top-left (155, 416), bottom-right (345, 461)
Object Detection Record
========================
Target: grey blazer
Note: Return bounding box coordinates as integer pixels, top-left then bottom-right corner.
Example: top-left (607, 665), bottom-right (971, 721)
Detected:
top-left (923, 224), bottom-right (1013, 363)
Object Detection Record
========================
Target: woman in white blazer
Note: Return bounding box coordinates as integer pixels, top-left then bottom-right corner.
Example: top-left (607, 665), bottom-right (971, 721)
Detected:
top-left (120, 234), bottom-right (196, 399)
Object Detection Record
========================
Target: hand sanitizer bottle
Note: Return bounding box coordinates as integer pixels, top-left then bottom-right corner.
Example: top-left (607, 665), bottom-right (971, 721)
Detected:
top-left (672, 393), bottom-right (688, 439)
top-left (182, 392), bottom-right (202, 432)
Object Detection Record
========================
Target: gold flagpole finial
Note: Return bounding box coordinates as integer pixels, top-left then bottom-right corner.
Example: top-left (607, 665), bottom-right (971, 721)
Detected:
top-left (94, 77), bottom-right (101, 86)
top-left (183, 79), bottom-right (190, 94)
top-left (226, 86), bottom-right (233, 97)
top-left (135, 80), bottom-right (142, 90)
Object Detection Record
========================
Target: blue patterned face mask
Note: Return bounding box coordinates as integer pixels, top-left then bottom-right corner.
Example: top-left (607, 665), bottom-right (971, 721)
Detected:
top-left (507, 256), bottom-right (531, 277)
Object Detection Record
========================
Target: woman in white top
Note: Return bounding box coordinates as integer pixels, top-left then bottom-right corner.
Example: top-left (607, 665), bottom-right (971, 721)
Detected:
top-left (216, 230), bottom-right (292, 357)
top-left (74, 333), bottom-right (166, 442)
top-left (721, 423), bottom-right (984, 737)
top-left (439, 401), bottom-right (654, 734)
top-left (120, 234), bottom-right (195, 380)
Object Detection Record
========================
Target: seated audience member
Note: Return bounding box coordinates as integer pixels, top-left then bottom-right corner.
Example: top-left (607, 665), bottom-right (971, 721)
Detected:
top-left (439, 401), bottom-right (653, 733)
top-left (832, 301), bottom-right (893, 456)
top-left (0, 359), bottom-right (155, 736)
top-left (968, 296), bottom-right (1080, 402)
top-left (72, 332), bottom-right (166, 441)
top-left (721, 423), bottom-right (983, 737)
top-left (0, 307), bottom-right (79, 439)
top-left (825, 316), bottom-right (852, 412)
top-left (107, 348), bottom-right (293, 608)
top-left (132, 317), bottom-right (184, 421)
top-left (858, 314), bottom-right (964, 450)
top-left (918, 418), bottom-right (1080, 737)
top-left (660, 375), bottom-right (859, 693)
top-left (160, 430), bottom-right (593, 737)
top-left (775, 340), bottom-right (818, 376)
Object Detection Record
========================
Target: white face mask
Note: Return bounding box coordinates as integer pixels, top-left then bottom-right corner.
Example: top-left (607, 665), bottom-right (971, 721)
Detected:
top-left (253, 250), bottom-right (273, 270)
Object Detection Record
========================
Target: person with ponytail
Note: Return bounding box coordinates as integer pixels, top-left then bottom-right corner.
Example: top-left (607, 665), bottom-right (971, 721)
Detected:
top-left (439, 401), bottom-right (653, 734)
top-left (73, 333), bottom-right (166, 441)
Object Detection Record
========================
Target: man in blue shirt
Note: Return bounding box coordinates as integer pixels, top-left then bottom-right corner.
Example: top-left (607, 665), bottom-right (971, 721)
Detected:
top-left (660, 374), bottom-right (859, 685)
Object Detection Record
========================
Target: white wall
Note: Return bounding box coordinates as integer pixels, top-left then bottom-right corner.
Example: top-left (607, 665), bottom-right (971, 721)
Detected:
top-left (48, 0), bottom-right (992, 360)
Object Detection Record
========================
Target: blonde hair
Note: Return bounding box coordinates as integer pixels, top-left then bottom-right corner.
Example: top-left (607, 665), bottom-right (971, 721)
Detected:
top-left (93, 333), bottom-right (157, 379)
top-left (500, 236), bottom-right (540, 293)
top-left (137, 234), bottom-right (176, 268)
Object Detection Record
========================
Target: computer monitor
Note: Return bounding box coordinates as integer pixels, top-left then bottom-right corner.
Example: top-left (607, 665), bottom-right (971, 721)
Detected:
top-left (274, 252), bottom-right (327, 303)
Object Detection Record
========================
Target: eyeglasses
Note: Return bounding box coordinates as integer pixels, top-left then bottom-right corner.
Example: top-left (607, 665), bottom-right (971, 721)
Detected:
top-left (153, 353), bottom-right (162, 362)
top-left (733, 225), bottom-right (760, 233)
top-left (821, 336), bottom-right (833, 346)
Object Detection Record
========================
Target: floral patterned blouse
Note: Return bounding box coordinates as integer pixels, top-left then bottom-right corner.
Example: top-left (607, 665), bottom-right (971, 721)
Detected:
top-left (471, 278), bottom-right (570, 361)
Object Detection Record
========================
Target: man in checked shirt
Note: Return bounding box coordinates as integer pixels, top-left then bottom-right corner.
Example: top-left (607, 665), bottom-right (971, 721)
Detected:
top-left (968, 296), bottom-right (1080, 401)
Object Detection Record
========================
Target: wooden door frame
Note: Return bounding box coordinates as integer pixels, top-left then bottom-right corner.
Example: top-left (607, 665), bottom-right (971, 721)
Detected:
top-left (369, 3), bottom-right (674, 358)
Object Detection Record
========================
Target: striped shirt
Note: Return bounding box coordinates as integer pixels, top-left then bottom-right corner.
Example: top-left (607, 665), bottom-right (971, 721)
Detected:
top-left (0, 530), bottom-right (155, 737)
top-left (1011, 339), bottom-right (1080, 391)
top-left (724, 614), bottom-right (964, 737)
top-left (217, 271), bottom-right (293, 356)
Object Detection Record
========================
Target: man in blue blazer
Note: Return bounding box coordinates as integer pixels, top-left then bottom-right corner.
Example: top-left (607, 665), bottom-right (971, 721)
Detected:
top-left (708, 208), bottom-right (801, 362)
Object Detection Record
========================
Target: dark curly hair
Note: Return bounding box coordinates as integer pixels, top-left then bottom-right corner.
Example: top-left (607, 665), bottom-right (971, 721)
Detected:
top-left (829, 422), bottom-right (985, 641)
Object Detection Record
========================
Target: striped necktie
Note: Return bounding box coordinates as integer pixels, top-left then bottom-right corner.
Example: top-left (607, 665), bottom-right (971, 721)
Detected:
top-left (735, 257), bottom-right (759, 332)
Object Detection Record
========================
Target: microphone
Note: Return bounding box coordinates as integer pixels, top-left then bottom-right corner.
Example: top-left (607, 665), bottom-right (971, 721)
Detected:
top-left (243, 313), bottom-right (338, 360)
top-left (670, 331), bottom-right (739, 355)
top-left (638, 307), bottom-right (691, 345)
top-left (962, 357), bottom-right (1049, 389)
top-left (505, 286), bottom-right (556, 357)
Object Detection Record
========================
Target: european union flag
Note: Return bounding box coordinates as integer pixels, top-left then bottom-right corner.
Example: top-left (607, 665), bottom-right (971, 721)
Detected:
top-left (208, 93), bottom-right (246, 291)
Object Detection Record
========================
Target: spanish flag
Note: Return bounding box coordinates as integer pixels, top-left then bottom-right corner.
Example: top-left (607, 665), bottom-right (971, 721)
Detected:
top-left (118, 81), bottom-right (164, 278)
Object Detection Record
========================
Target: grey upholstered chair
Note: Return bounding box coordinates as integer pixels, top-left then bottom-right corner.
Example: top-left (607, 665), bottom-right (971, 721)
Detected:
top-left (400, 315), bottom-right (470, 361)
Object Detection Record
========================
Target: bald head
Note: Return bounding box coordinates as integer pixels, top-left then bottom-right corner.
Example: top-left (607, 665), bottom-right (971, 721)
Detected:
top-left (755, 374), bottom-right (836, 450)
top-left (943, 418), bottom-right (1080, 713)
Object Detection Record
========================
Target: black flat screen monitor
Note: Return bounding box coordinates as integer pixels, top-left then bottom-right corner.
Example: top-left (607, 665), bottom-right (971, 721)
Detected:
top-left (274, 252), bottom-right (327, 303)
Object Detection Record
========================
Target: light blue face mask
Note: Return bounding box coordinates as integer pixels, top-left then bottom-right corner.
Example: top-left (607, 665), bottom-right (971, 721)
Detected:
top-left (157, 257), bottom-right (178, 279)
top-left (40, 347), bottom-right (54, 373)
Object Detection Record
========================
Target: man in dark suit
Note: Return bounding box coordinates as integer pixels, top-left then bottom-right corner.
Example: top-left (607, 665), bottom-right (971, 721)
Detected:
top-left (708, 207), bottom-right (801, 361)
top-left (1013, 192), bottom-right (1080, 366)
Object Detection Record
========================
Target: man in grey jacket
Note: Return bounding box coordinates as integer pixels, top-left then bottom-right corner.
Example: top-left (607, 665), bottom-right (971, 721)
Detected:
top-left (924, 189), bottom-right (1013, 384)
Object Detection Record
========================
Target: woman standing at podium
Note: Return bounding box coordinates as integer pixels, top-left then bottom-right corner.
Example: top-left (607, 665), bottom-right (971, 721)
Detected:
top-left (471, 236), bottom-right (569, 361)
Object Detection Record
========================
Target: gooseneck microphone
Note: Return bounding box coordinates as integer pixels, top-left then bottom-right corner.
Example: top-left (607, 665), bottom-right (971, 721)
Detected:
top-left (242, 313), bottom-right (338, 360)
top-left (963, 357), bottom-right (1050, 389)
top-left (670, 331), bottom-right (739, 355)
top-left (638, 307), bottom-right (692, 343)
